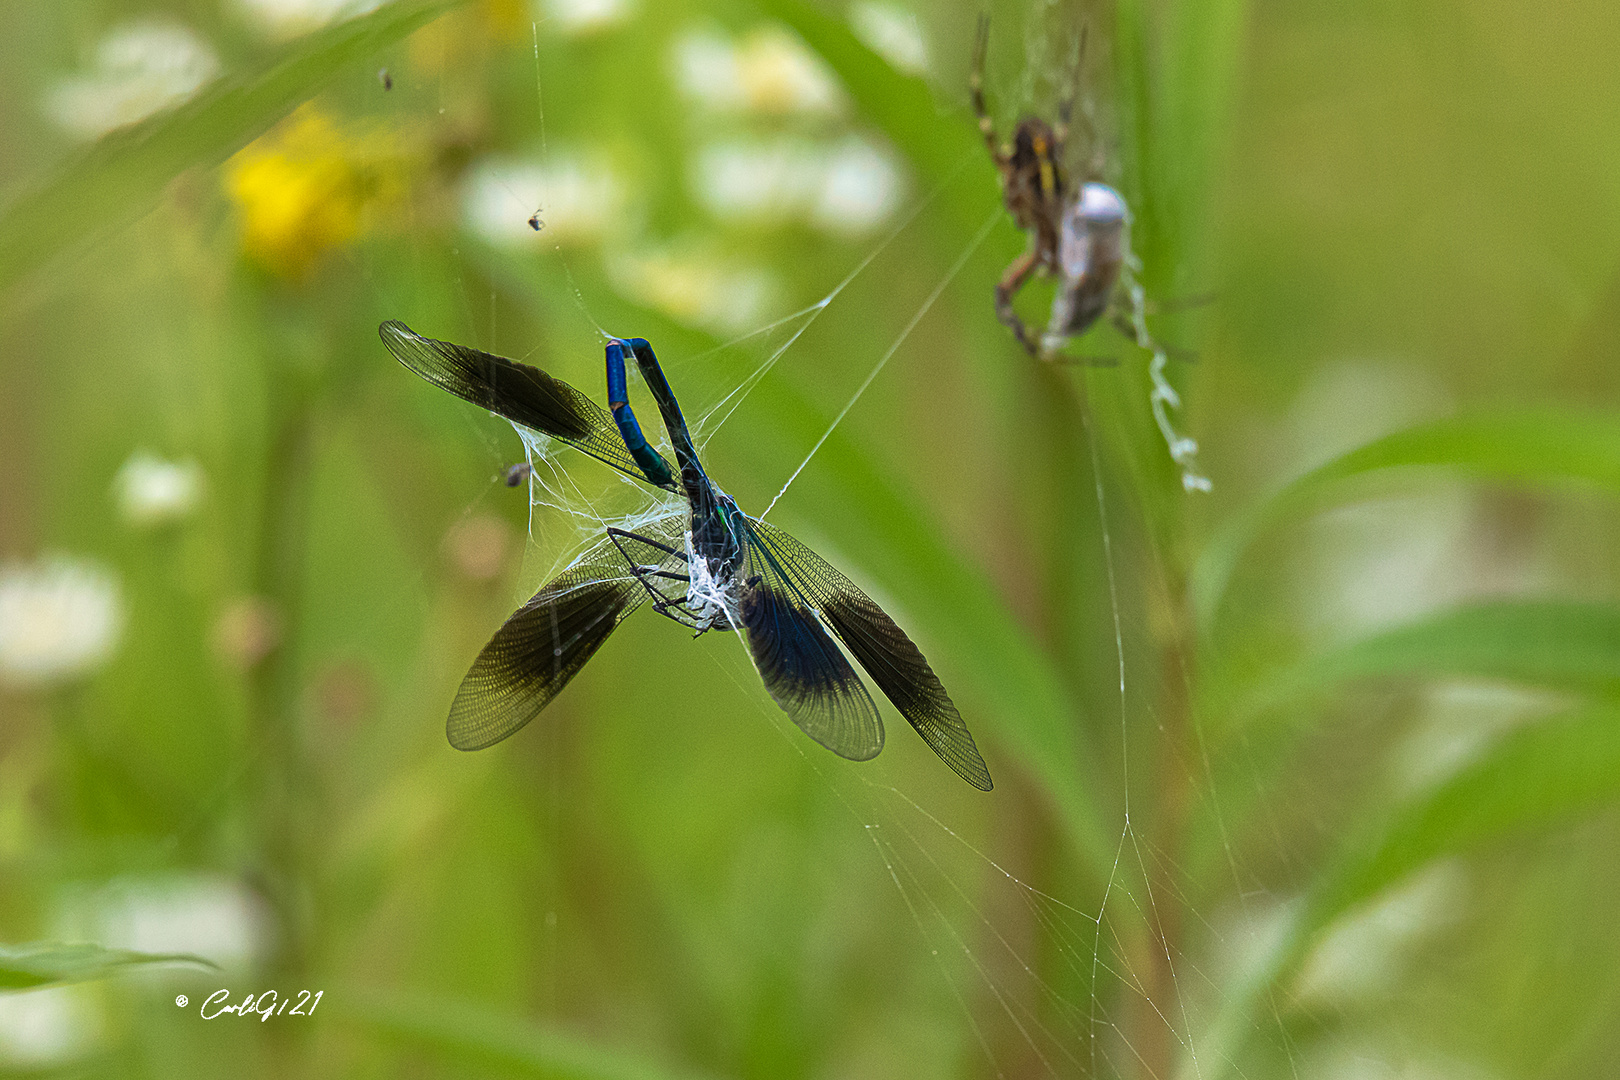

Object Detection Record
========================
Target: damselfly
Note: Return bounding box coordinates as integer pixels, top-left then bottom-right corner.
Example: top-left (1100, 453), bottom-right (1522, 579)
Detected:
top-left (379, 322), bottom-right (992, 790)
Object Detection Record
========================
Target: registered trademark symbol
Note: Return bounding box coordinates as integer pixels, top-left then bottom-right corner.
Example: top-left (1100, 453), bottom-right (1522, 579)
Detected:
top-left (175, 995), bottom-right (188, 1007)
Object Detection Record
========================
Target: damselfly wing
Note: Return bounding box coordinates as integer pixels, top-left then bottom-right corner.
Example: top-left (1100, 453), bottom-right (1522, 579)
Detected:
top-left (381, 321), bottom-right (991, 790)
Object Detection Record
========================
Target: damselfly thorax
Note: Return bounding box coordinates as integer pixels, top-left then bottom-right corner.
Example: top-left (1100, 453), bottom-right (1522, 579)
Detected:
top-left (611, 490), bottom-right (752, 636)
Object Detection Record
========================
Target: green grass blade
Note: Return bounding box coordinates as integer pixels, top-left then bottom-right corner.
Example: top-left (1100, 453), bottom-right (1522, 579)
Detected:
top-left (1226, 600), bottom-right (1620, 734)
top-left (0, 0), bottom-right (462, 295)
top-left (335, 987), bottom-right (726, 1080)
top-left (1155, 0), bottom-right (1251, 279)
top-left (1187, 704), bottom-right (1620, 1080)
top-left (1318, 703), bottom-right (1620, 919)
top-left (0, 941), bottom-right (217, 990)
top-left (1194, 410), bottom-right (1620, 636)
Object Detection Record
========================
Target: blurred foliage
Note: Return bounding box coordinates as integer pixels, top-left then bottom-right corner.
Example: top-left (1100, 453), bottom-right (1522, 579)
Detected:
top-left (0, 943), bottom-right (214, 991)
top-left (2, 0), bottom-right (1620, 1078)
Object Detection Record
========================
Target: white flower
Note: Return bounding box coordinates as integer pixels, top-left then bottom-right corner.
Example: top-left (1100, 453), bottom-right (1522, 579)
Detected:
top-left (538, 0), bottom-right (634, 37)
top-left (671, 25), bottom-right (843, 116)
top-left (691, 138), bottom-right (824, 225)
top-left (691, 136), bottom-right (904, 235)
top-left (670, 29), bottom-right (739, 109)
top-left (0, 557), bottom-right (123, 688)
top-left (810, 137), bottom-right (905, 235)
top-left (0, 986), bottom-right (100, 1068)
top-left (56, 874), bottom-right (268, 973)
top-left (608, 245), bottom-right (776, 336)
top-left (462, 154), bottom-right (628, 248)
top-left (114, 451), bottom-right (204, 527)
top-left (849, 3), bottom-right (930, 76)
top-left (44, 20), bottom-right (219, 140)
top-left (231, 0), bottom-right (381, 40)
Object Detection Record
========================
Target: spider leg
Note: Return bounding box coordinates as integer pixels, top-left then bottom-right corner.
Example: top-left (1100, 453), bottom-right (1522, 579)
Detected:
top-left (996, 249), bottom-right (1042, 355)
top-left (1110, 309), bottom-right (1147, 349)
top-left (1054, 25), bottom-right (1088, 148)
top-left (1145, 292), bottom-right (1219, 314)
top-left (1107, 309), bottom-right (1200, 363)
top-left (1061, 27), bottom-right (1109, 181)
top-left (970, 14), bottom-right (1007, 167)
top-left (1047, 353), bottom-right (1121, 368)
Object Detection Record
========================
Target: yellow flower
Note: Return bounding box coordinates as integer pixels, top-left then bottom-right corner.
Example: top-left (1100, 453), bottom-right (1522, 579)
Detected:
top-left (225, 107), bottom-right (384, 279)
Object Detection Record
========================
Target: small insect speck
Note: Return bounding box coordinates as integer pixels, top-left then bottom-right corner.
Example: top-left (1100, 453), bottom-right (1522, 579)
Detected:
top-left (379, 68), bottom-right (392, 90)
top-left (504, 463), bottom-right (533, 487)
top-left (528, 210), bottom-right (544, 232)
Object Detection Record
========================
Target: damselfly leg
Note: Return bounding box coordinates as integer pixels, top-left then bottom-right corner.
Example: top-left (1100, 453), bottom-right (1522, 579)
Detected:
top-left (606, 526), bottom-right (747, 635)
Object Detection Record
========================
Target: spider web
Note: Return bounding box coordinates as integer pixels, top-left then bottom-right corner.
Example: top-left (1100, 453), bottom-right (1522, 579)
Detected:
top-left (407, 12), bottom-right (1306, 1080)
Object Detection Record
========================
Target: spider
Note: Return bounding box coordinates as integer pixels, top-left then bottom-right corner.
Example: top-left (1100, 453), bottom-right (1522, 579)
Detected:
top-left (971, 16), bottom-right (1129, 360)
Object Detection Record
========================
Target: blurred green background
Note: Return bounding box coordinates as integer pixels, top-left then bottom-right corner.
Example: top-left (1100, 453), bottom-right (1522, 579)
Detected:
top-left (3, 0), bottom-right (1620, 1077)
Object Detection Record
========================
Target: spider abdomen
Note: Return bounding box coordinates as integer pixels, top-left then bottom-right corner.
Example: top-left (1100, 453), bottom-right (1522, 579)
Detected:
top-left (1044, 183), bottom-right (1128, 349)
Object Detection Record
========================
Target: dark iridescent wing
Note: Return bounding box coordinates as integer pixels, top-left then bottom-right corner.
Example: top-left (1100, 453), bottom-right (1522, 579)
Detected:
top-left (739, 537), bottom-right (885, 764)
top-left (379, 321), bottom-right (676, 491)
top-left (447, 518), bottom-right (686, 750)
top-left (743, 519), bottom-right (993, 791)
